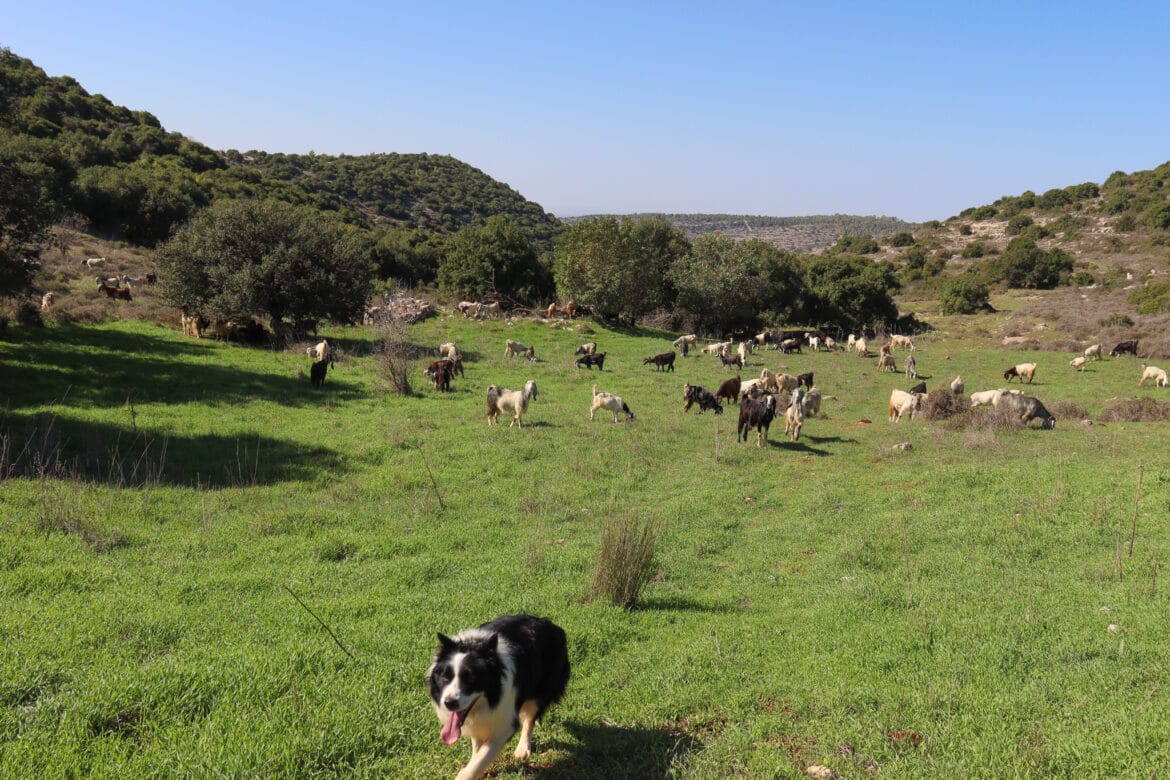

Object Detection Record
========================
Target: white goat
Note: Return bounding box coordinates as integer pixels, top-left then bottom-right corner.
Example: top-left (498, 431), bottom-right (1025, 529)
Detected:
top-left (487, 380), bottom-right (538, 427)
top-left (307, 339), bottom-right (331, 363)
top-left (889, 389), bottom-right (923, 422)
top-left (950, 375), bottom-right (965, 394)
top-left (1084, 344), bottom-right (1102, 361)
top-left (589, 385), bottom-right (635, 423)
top-left (1139, 364), bottom-right (1169, 387)
top-left (785, 387), bottom-right (806, 440)
top-left (438, 342), bottom-right (459, 360)
top-left (890, 335), bottom-right (916, 351)
top-left (800, 386), bottom-right (822, 418)
top-left (1069, 356), bottom-right (1087, 372)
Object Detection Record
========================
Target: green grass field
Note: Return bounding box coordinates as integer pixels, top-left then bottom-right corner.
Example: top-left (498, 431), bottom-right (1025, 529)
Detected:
top-left (2, 314), bottom-right (1168, 778)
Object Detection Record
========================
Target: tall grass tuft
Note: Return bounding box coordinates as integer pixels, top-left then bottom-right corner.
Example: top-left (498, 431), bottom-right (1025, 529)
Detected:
top-left (591, 511), bottom-right (658, 610)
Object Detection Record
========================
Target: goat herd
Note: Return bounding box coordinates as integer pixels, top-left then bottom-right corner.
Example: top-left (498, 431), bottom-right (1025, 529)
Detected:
top-left (378, 324), bottom-right (1170, 446)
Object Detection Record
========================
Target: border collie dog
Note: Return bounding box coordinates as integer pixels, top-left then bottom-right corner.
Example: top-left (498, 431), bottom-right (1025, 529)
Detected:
top-left (428, 614), bottom-right (570, 780)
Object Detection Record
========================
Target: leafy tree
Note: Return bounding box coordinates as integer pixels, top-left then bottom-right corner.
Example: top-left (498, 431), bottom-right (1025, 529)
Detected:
top-left (1145, 203), bottom-right (1170, 230)
top-left (76, 159), bottom-right (205, 245)
top-left (0, 130), bottom-right (70, 297)
top-left (1005, 214), bottom-right (1033, 235)
top-left (437, 215), bottom-right (549, 303)
top-left (985, 237), bottom-right (1072, 289)
top-left (940, 278), bottom-right (990, 315)
top-left (887, 231), bottom-right (914, 247)
top-left (553, 217), bottom-right (688, 322)
top-left (371, 225), bottom-right (444, 284)
top-left (156, 199), bottom-right (374, 335)
top-left (830, 234), bottom-right (880, 254)
top-left (669, 235), bottom-right (803, 335)
top-left (904, 245), bottom-right (927, 270)
top-left (802, 255), bottom-right (900, 330)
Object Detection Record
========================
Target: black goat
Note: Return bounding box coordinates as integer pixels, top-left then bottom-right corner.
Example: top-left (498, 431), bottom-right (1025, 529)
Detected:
top-left (1110, 339), bottom-right (1139, 357)
top-left (683, 383), bottom-right (723, 414)
top-left (796, 371), bottom-right (814, 389)
top-left (576, 352), bottom-right (607, 370)
top-left (643, 352), bottom-right (676, 372)
top-left (737, 394), bottom-right (776, 448)
top-left (310, 359), bottom-right (329, 388)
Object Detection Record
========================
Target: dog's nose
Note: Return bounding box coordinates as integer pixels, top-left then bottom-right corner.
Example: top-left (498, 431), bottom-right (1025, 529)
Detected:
top-left (443, 698), bottom-right (461, 711)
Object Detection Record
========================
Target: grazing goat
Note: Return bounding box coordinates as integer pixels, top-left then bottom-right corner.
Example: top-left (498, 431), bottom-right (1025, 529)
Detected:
top-left (1084, 343), bottom-right (1102, 361)
top-left (877, 353), bottom-right (897, 373)
top-left (909, 381), bottom-right (927, 395)
top-left (438, 341), bottom-right (459, 360)
top-left (576, 352), bottom-right (607, 370)
top-left (1139, 363), bottom-right (1169, 387)
top-left (98, 283), bottom-right (131, 301)
top-left (121, 275), bottom-right (146, 287)
top-left (950, 375), bottom-right (964, 395)
top-left (575, 342), bottom-right (598, 356)
top-left (683, 383), bottom-right (723, 414)
top-left (457, 301), bottom-right (478, 316)
top-left (590, 385), bottom-right (635, 422)
top-left (806, 334), bottom-right (822, 352)
top-left (1110, 339), bottom-right (1139, 357)
top-left (800, 386), bottom-right (822, 418)
top-left (737, 393), bottom-right (776, 448)
top-left (759, 368), bottom-right (779, 393)
top-left (424, 359), bottom-right (461, 389)
top-left (643, 352), bottom-right (675, 371)
top-left (672, 334), bottom-right (698, 355)
top-left (785, 387), bottom-right (806, 441)
top-left (40, 291), bottom-right (54, 310)
top-left (795, 371), bottom-right (814, 390)
top-left (776, 373), bottom-right (800, 393)
top-left (1004, 362), bottom-right (1037, 383)
top-left (1069, 356), bottom-right (1087, 372)
top-left (702, 340), bottom-right (733, 356)
top-left (778, 338), bottom-right (802, 354)
top-left (904, 355), bottom-right (917, 379)
top-left (96, 275), bottom-right (121, 287)
top-left (145, 272), bottom-right (158, 285)
top-left (846, 334), bottom-right (857, 350)
top-left (504, 339), bottom-right (532, 359)
top-left (715, 376), bottom-right (742, 405)
top-left (81, 257), bottom-right (106, 268)
top-left (310, 359), bottom-right (329, 388)
top-left (854, 337), bottom-right (868, 356)
top-left (487, 380), bottom-right (538, 427)
top-left (718, 352), bottom-right (743, 370)
top-left (969, 388), bottom-right (1024, 408)
top-left (890, 335), bottom-right (916, 351)
top-left (997, 393), bottom-right (1056, 429)
top-left (889, 389), bottom-right (924, 422)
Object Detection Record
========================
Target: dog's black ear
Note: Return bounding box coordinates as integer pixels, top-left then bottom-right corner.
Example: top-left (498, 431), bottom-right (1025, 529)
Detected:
top-left (437, 633), bottom-right (456, 650)
top-left (483, 632), bottom-right (499, 652)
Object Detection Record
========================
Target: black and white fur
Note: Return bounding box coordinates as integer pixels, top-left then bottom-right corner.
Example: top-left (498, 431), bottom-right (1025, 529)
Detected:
top-left (428, 614), bottom-right (570, 780)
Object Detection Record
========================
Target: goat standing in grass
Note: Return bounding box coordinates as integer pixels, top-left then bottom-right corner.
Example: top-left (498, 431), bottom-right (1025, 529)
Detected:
top-left (785, 387), bottom-right (806, 441)
top-left (737, 393), bottom-right (776, 448)
top-left (487, 381), bottom-right (538, 427)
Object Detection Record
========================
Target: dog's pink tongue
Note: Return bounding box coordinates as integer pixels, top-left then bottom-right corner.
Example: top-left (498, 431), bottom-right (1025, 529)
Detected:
top-left (441, 711), bottom-right (461, 744)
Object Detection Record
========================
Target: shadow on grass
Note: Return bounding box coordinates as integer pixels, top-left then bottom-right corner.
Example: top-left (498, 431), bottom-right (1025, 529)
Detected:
top-left (635, 596), bottom-right (736, 613)
top-left (541, 720), bottom-right (700, 778)
top-left (768, 438), bottom-right (832, 455)
top-left (0, 411), bottom-right (342, 487)
top-left (1, 323), bottom-right (366, 409)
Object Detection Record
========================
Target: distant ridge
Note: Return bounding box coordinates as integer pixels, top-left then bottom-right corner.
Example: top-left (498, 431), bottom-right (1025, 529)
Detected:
top-left (559, 213), bottom-right (918, 252)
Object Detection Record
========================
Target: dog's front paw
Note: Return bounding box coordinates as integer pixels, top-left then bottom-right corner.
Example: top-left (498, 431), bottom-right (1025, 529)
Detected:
top-left (513, 745), bottom-right (531, 760)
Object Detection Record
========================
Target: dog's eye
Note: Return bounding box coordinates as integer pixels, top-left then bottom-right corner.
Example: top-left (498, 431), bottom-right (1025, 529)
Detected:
top-left (437, 664), bottom-right (453, 682)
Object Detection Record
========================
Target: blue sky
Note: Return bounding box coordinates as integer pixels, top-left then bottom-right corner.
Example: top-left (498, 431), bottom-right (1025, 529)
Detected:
top-left (5, 2), bottom-right (1169, 222)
